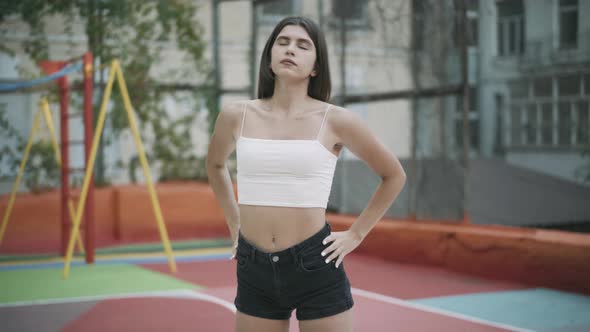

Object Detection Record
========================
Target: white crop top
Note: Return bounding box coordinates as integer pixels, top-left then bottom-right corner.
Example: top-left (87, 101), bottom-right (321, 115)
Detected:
top-left (236, 102), bottom-right (338, 208)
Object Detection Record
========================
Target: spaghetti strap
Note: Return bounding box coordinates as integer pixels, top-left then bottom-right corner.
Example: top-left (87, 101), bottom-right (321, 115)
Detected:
top-left (316, 104), bottom-right (331, 139)
top-left (239, 101), bottom-right (247, 137)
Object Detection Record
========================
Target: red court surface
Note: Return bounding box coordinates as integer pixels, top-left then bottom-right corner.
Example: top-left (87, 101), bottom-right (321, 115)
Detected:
top-left (2, 249), bottom-right (553, 332)
top-left (62, 298), bottom-right (234, 332)
top-left (5, 248), bottom-right (588, 331)
top-left (57, 253), bottom-right (530, 331)
top-left (142, 253), bottom-right (528, 300)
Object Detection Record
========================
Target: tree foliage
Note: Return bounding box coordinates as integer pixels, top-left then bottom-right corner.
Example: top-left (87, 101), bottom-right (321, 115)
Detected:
top-left (1, 0), bottom-right (212, 184)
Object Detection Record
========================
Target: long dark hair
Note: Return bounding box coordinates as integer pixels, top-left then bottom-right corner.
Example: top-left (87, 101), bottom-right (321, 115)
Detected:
top-left (257, 16), bottom-right (331, 102)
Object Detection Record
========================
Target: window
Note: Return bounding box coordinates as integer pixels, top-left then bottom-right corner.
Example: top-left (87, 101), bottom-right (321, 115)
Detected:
top-left (541, 103), bottom-right (553, 145)
top-left (533, 77), bottom-right (552, 97)
top-left (494, 94), bottom-right (505, 154)
top-left (577, 101), bottom-right (589, 144)
top-left (558, 74), bottom-right (581, 97)
top-left (559, 0), bottom-right (578, 49)
top-left (330, 0), bottom-right (369, 29)
top-left (509, 80), bottom-right (528, 99)
top-left (510, 105), bottom-right (522, 145)
top-left (455, 86), bottom-right (479, 151)
top-left (505, 73), bottom-right (590, 148)
top-left (558, 102), bottom-right (571, 146)
top-left (525, 104), bottom-right (537, 144)
top-left (333, 0), bottom-right (365, 20)
top-left (468, 15), bottom-right (478, 47)
top-left (497, 0), bottom-right (524, 56)
top-left (452, 0), bottom-right (479, 48)
top-left (412, 0), bottom-right (426, 50)
top-left (260, 0), bottom-right (294, 17)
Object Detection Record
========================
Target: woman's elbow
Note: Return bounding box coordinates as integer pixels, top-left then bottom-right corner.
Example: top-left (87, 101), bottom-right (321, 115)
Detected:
top-left (382, 164), bottom-right (406, 185)
top-left (205, 157), bottom-right (223, 173)
top-left (396, 167), bottom-right (407, 186)
top-left (398, 167), bottom-right (407, 182)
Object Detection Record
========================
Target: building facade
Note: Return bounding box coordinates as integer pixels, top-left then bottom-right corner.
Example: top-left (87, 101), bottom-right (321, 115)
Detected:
top-left (478, 0), bottom-right (590, 184)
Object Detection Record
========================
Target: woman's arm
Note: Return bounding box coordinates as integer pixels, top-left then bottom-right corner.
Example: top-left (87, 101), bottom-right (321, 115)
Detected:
top-left (322, 106), bottom-right (407, 267)
top-left (206, 101), bottom-right (243, 257)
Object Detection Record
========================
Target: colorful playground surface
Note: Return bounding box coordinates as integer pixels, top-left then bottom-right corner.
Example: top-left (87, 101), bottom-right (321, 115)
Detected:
top-left (1, 240), bottom-right (589, 332)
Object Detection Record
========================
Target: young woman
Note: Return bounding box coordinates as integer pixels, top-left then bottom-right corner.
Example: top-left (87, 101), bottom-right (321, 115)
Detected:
top-left (206, 16), bottom-right (406, 332)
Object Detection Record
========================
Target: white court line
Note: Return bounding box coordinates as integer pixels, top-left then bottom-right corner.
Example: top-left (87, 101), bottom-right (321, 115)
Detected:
top-left (0, 286), bottom-right (535, 331)
top-left (0, 289), bottom-right (236, 313)
top-left (352, 288), bottom-right (535, 332)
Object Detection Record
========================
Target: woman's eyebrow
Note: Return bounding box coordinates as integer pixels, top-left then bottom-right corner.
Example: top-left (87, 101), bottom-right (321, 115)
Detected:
top-left (277, 36), bottom-right (313, 45)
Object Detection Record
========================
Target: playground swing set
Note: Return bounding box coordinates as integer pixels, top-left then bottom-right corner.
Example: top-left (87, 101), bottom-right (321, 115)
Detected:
top-left (0, 52), bottom-right (177, 278)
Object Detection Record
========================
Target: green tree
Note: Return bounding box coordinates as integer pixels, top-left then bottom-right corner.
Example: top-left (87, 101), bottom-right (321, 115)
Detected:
top-left (1, 0), bottom-right (213, 184)
top-left (0, 108), bottom-right (60, 193)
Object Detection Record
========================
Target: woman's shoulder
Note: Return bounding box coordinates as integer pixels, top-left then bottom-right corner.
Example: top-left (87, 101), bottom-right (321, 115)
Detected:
top-left (218, 99), bottom-right (254, 121)
top-left (221, 98), bottom-right (269, 113)
top-left (214, 101), bottom-right (246, 133)
top-left (325, 103), bottom-right (364, 133)
top-left (326, 103), bottom-right (358, 120)
top-left (221, 99), bottom-right (253, 113)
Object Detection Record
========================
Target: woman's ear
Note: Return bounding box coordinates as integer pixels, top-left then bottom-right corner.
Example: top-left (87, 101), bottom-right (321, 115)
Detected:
top-left (311, 63), bottom-right (318, 77)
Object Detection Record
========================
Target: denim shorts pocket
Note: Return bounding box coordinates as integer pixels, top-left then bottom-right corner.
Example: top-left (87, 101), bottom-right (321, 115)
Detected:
top-left (236, 251), bottom-right (249, 271)
top-left (299, 253), bottom-right (333, 273)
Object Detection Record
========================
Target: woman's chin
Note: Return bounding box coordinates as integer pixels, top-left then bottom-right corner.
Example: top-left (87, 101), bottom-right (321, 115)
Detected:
top-left (275, 72), bottom-right (309, 83)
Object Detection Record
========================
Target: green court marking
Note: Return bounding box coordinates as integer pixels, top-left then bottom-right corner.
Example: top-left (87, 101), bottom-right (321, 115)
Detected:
top-left (96, 238), bottom-right (231, 255)
top-left (0, 264), bottom-right (202, 304)
top-left (0, 253), bottom-right (58, 263)
top-left (0, 238), bottom-right (231, 263)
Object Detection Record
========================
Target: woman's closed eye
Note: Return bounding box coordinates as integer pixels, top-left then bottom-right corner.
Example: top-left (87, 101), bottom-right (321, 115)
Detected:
top-left (277, 38), bottom-right (311, 50)
top-left (278, 42), bottom-right (307, 50)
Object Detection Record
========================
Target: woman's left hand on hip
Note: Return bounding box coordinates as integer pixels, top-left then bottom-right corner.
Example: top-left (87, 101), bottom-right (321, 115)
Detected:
top-left (321, 230), bottom-right (362, 268)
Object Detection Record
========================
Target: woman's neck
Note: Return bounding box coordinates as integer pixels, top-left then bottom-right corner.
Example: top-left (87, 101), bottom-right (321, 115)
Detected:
top-left (269, 78), bottom-right (310, 115)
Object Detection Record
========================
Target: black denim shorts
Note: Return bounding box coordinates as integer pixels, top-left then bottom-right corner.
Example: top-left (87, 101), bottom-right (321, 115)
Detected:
top-left (234, 222), bottom-right (354, 321)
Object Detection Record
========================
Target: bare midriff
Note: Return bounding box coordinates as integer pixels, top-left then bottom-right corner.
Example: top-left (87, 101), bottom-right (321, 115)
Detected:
top-left (238, 205), bottom-right (327, 253)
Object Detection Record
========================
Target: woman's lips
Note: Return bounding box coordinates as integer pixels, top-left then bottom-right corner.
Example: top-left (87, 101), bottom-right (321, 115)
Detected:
top-left (280, 59), bottom-right (297, 66)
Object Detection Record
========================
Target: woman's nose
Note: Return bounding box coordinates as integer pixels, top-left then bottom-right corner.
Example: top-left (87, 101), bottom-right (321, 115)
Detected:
top-left (286, 42), bottom-right (296, 54)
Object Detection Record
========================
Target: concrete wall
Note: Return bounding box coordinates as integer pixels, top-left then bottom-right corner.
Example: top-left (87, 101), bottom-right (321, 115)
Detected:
top-left (330, 157), bottom-right (590, 227)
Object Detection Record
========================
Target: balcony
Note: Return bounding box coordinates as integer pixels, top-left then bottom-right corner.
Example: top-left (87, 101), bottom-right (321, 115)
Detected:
top-left (519, 31), bottom-right (590, 70)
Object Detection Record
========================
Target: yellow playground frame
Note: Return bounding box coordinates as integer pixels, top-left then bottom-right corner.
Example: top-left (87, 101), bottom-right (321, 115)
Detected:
top-left (0, 99), bottom-right (85, 254)
top-left (62, 59), bottom-right (176, 278)
top-left (0, 59), bottom-right (176, 278)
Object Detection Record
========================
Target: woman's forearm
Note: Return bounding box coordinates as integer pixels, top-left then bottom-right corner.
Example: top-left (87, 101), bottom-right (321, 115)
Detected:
top-left (206, 164), bottom-right (240, 238)
top-left (349, 173), bottom-right (406, 240)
